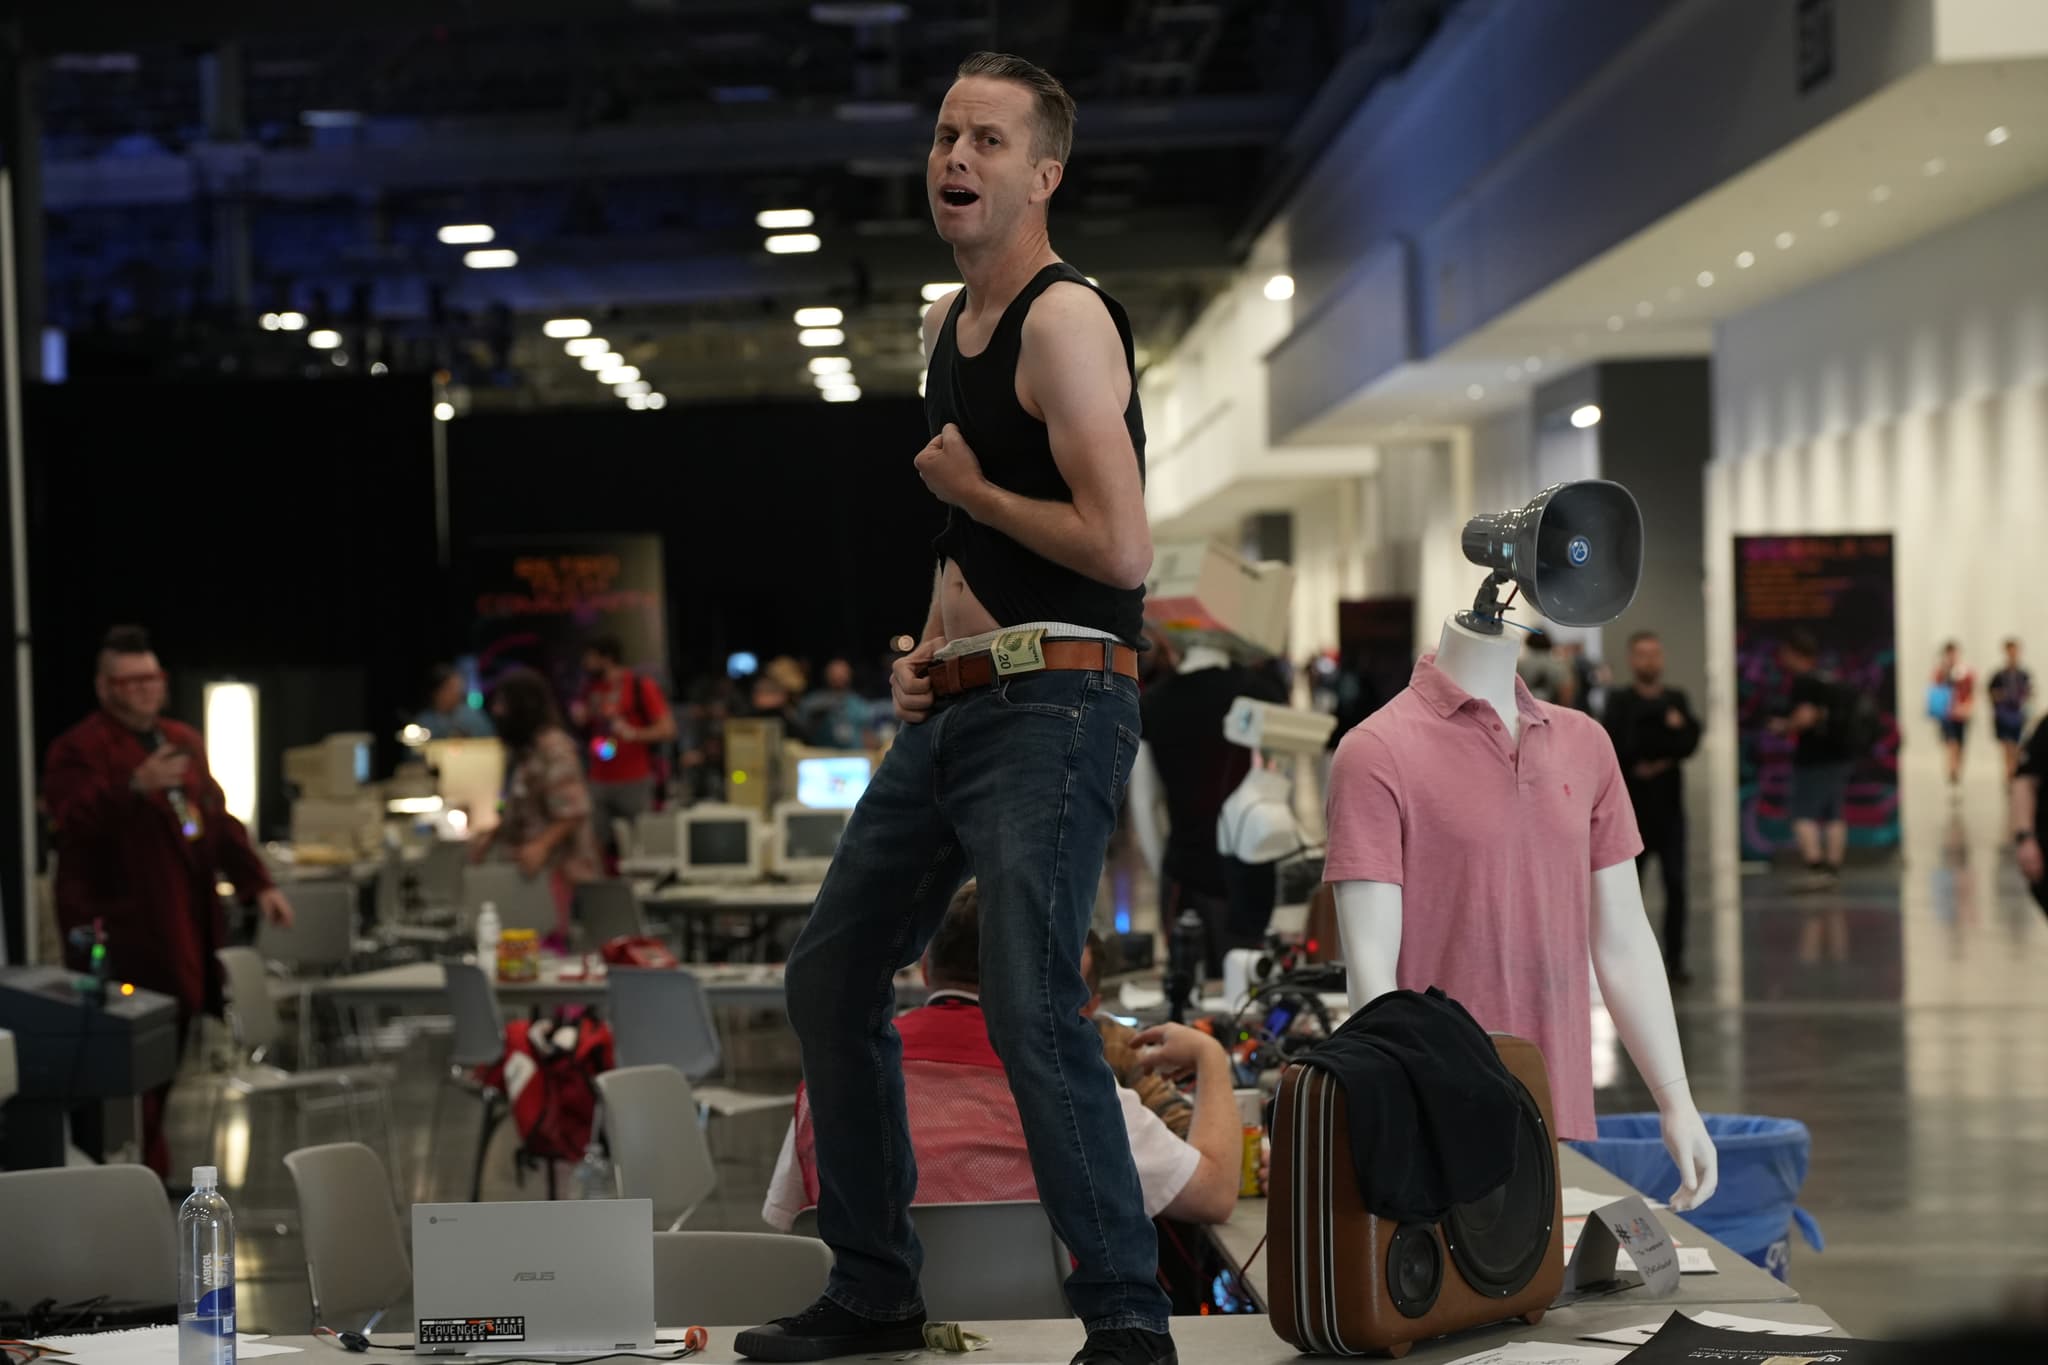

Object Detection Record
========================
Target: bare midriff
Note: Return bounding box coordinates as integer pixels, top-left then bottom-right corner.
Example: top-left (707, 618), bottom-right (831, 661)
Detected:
top-left (939, 559), bottom-right (1002, 641)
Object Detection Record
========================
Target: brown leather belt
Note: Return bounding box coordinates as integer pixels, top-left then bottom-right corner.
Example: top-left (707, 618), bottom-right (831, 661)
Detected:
top-left (923, 639), bottom-right (1138, 698)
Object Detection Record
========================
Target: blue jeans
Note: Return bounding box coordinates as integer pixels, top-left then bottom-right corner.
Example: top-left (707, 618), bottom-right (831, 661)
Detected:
top-left (783, 666), bottom-right (1164, 1332)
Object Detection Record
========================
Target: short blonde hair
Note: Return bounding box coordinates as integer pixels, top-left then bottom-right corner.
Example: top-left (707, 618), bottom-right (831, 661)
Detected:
top-left (955, 51), bottom-right (1076, 165)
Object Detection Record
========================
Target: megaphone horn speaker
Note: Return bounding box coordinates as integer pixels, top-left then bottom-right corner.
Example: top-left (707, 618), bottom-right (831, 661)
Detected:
top-left (1457, 480), bottom-right (1643, 631)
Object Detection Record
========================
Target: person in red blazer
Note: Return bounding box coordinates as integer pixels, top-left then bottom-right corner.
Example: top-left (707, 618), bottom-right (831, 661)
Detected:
top-left (42, 624), bottom-right (293, 1175)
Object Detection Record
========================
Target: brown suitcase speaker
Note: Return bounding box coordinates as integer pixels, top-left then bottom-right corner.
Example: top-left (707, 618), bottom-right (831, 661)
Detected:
top-left (1267, 1034), bottom-right (1562, 1358)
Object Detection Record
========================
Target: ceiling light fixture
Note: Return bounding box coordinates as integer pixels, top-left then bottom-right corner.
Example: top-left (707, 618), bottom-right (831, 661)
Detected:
top-left (1263, 274), bottom-right (1296, 302)
top-left (798, 328), bottom-right (846, 347)
top-left (1819, 209), bottom-right (1841, 228)
top-left (809, 356), bottom-right (853, 375)
top-left (823, 386), bottom-right (863, 403)
top-left (1870, 184), bottom-right (1892, 203)
top-left (259, 313), bottom-right (281, 331)
top-left (307, 329), bottom-right (342, 350)
top-left (645, 394), bottom-right (668, 410)
top-left (815, 372), bottom-right (858, 390)
top-left (793, 307), bottom-right (844, 327)
top-left (598, 365), bottom-right (641, 386)
top-left (921, 282), bottom-right (962, 303)
top-left (614, 380), bottom-right (652, 397)
top-left (1986, 125), bottom-right (2010, 147)
top-left (1922, 156), bottom-right (1945, 176)
top-left (433, 401), bottom-right (455, 422)
top-left (1570, 404), bottom-right (1603, 429)
top-left (1606, 315), bottom-right (1625, 331)
top-left (464, 248), bottom-right (518, 269)
top-left (756, 208), bottom-right (816, 230)
top-left (626, 395), bottom-right (649, 410)
top-left (581, 351), bottom-right (624, 372)
top-left (565, 337), bottom-right (609, 356)
top-left (1466, 384), bottom-right (1486, 400)
top-left (1696, 270), bottom-right (1716, 288)
top-left (437, 224), bottom-right (495, 245)
top-left (765, 233), bottom-right (823, 254)
top-left (543, 318), bottom-right (592, 338)
top-left (1735, 250), bottom-right (1756, 269)
top-left (1775, 231), bottom-right (1796, 249)
top-left (1635, 301), bottom-right (1653, 317)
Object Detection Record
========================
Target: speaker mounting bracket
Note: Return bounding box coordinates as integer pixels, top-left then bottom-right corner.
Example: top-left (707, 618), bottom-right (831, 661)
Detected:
top-left (1455, 570), bottom-right (1515, 636)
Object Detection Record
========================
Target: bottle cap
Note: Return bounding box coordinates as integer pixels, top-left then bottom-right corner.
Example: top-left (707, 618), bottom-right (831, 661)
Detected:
top-left (193, 1165), bottom-right (219, 1190)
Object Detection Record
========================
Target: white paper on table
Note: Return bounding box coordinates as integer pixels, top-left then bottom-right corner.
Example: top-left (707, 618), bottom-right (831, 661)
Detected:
top-left (1560, 1219), bottom-right (1712, 1272)
top-left (1119, 982), bottom-right (1166, 1011)
top-left (28, 1329), bottom-right (302, 1363)
top-left (1581, 1310), bottom-right (1838, 1346)
top-left (1443, 1342), bottom-right (1631, 1365)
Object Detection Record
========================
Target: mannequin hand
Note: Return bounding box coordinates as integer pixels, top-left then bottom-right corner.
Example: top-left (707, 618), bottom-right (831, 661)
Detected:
top-left (1655, 1087), bottom-right (1719, 1211)
top-left (2019, 836), bottom-right (2044, 884)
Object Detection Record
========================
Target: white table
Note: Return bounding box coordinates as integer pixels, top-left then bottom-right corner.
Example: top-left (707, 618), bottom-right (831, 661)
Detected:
top-left (636, 879), bottom-right (824, 960)
top-left (1206, 1144), bottom-right (1799, 1314)
top-left (262, 1301), bottom-right (1847, 1363)
top-left (311, 959), bottom-right (926, 1013)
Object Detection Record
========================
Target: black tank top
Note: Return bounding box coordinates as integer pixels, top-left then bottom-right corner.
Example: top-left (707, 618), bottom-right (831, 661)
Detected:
top-left (924, 262), bottom-right (1147, 644)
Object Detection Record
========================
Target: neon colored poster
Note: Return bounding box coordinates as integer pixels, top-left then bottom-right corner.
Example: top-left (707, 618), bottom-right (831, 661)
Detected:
top-left (1734, 534), bottom-right (1899, 857)
top-left (466, 535), bottom-right (668, 705)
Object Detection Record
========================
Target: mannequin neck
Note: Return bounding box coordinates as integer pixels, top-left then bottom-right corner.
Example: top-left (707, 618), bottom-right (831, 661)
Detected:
top-left (1435, 615), bottom-right (1524, 739)
top-left (1179, 645), bottom-right (1231, 675)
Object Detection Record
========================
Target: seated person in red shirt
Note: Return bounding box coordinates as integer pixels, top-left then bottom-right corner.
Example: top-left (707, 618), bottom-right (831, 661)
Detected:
top-left (764, 881), bottom-right (1242, 1230)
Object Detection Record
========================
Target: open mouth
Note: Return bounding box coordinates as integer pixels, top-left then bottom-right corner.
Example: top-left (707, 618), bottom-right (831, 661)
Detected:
top-left (940, 187), bottom-right (980, 207)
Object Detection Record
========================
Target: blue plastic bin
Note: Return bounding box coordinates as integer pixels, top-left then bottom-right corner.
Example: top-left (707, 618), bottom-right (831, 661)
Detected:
top-left (1569, 1114), bottom-right (1823, 1281)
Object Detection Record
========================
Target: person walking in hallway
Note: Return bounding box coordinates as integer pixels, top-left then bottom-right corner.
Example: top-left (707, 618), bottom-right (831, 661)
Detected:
top-left (1602, 631), bottom-right (1702, 982)
top-left (1990, 638), bottom-right (2033, 784)
top-left (1770, 632), bottom-right (1860, 893)
top-left (1931, 640), bottom-right (1975, 790)
top-left (738, 53), bottom-right (1167, 1365)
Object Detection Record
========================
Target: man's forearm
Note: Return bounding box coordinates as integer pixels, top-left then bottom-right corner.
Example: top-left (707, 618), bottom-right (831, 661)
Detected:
top-left (1184, 1046), bottom-right (1242, 1179)
top-left (963, 482), bottom-right (1146, 589)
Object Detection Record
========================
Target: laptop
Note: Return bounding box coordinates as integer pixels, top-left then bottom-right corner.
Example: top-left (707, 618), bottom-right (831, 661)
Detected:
top-left (412, 1199), bottom-right (657, 1356)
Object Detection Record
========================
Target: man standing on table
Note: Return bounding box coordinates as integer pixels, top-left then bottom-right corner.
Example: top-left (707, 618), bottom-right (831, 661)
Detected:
top-left (738, 53), bottom-right (1166, 1365)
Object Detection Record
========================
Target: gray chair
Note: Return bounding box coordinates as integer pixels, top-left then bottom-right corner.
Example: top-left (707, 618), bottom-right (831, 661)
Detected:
top-left (0, 1165), bottom-right (177, 1302)
top-left (607, 966), bottom-right (791, 1119)
top-left (414, 840), bottom-right (468, 915)
top-left (464, 860), bottom-right (557, 937)
top-left (257, 879), bottom-right (357, 974)
top-left (439, 959), bottom-right (508, 1201)
top-left (792, 1202), bottom-right (1070, 1320)
top-left (214, 946), bottom-right (402, 1199)
top-left (594, 1065), bottom-right (718, 1230)
top-left (575, 878), bottom-right (646, 947)
top-left (652, 1231), bottom-right (831, 1328)
top-left (284, 1142), bottom-right (412, 1333)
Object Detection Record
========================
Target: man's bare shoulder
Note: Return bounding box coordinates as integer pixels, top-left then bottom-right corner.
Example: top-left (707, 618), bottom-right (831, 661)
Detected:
top-left (920, 287), bottom-right (962, 355)
top-left (1022, 278), bottom-right (1118, 342)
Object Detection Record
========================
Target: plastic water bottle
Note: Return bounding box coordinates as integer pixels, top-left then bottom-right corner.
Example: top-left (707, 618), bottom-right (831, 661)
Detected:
top-left (476, 901), bottom-right (502, 970)
top-left (178, 1165), bottom-right (236, 1365)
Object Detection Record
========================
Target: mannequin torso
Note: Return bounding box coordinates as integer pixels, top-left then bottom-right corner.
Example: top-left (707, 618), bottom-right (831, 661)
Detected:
top-left (1325, 616), bottom-right (1721, 1208)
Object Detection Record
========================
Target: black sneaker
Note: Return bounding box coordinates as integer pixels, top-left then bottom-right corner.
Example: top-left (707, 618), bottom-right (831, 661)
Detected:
top-left (734, 1298), bottom-right (927, 1362)
top-left (1070, 1327), bottom-right (1178, 1365)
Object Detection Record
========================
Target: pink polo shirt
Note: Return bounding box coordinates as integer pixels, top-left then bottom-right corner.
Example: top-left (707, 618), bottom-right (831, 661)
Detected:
top-left (1323, 655), bottom-right (1643, 1139)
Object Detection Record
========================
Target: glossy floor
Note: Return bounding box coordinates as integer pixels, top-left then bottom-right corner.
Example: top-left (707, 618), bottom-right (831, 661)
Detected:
top-left (157, 759), bottom-right (2047, 1340)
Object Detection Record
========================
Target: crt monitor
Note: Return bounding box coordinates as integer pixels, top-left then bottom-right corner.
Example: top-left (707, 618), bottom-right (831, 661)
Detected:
top-left (772, 802), bottom-right (851, 879)
top-left (795, 754), bottom-right (872, 810)
top-left (283, 732), bottom-right (374, 800)
top-left (679, 804), bottom-right (764, 883)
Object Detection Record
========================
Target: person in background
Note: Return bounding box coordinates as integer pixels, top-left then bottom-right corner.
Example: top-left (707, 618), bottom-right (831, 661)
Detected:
top-left (569, 636), bottom-right (676, 857)
top-left (415, 663), bottom-right (494, 739)
top-left (762, 882), bottom-right (1240, 1233)
top-left (1770, 631), bottom-right (1857, 892)
top-left (475, 666), bottom-right (601, 936)
top-left (1517, 632), bottom-right (1566, 704)
top-left (1602, 631), bottom-right (1703, 983)
top-left (1990, 638), bottom-right (2033, 784)
top-left (2014, 716), bottom-right (2047, 918)
top-left (1080, 929), bottom-right (1194, 1137)
top-left (1932, 641), bottom-right (1975, 790)
top-left (42, 625), bottom-right (294, 1177)
top-left (798, 657), bottom-right (874, 750)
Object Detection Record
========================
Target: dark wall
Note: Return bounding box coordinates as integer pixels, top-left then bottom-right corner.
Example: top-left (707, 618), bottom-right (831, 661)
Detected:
top-left (1594, 358), bottom-right (1712, 704)
top-left (25, 374), bottom-right (442, 838)
top-left (448, 398), bottom-right (940, 690)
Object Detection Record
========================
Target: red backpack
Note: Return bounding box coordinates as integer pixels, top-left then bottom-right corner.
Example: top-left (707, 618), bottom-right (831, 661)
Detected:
top-left (482, 1008), bottom-right (616, 1165)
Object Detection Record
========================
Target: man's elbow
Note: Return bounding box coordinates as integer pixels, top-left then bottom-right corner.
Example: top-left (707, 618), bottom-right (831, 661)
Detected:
top-left (1167, 1161), bottom-right (1240, 1225)
top-left (1101, 536), bottom-right (1153, 592)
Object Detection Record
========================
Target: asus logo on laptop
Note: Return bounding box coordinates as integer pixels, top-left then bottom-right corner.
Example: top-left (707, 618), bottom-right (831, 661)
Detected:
top-left (513, 1271), bottom-right (557, 1281)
